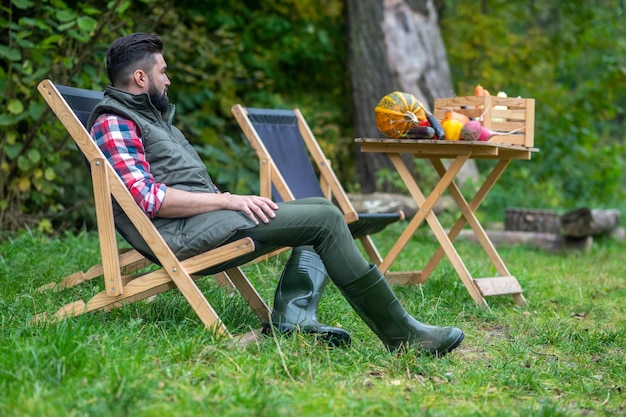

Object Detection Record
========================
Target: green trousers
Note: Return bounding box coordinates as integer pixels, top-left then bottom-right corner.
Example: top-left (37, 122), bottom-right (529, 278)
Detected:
top-left (229, 197), bottom-right (371, 285)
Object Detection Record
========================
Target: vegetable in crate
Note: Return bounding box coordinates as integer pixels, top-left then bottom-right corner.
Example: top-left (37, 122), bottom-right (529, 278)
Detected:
top-left (442, 110), bottom-right (470, 125)
top-left (475, 84), bottom-right (490, 96)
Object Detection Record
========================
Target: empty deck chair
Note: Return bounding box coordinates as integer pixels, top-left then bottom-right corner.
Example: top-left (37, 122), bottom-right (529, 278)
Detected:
top-left (232, 105), bottom-right (418, 283)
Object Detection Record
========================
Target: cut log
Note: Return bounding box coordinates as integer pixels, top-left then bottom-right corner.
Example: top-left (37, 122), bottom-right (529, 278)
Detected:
top-left (560, 208), bottom-right (621, 237)
top-left (609, 226), bottom-right (626, 242)
top-left (458, 229), bottom-right (592, 252)
top-left (505, 208), bottom-right (560, 233)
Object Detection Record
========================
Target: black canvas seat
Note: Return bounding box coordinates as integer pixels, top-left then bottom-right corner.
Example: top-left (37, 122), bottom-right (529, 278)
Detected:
top-left (232, 104), bottom-right (420, 284)
top-left (243, 108), bottom-right (403, 240)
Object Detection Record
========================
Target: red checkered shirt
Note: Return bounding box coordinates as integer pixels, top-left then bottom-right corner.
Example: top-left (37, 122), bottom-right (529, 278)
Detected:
top-left (90, 114), bottom-right (167, 218)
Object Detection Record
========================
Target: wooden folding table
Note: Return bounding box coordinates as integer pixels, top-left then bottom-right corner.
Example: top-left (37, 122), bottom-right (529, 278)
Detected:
top-left (355, 138), bottom-right (539, 307)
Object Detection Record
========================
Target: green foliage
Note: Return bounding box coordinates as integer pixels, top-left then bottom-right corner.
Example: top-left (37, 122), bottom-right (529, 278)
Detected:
top-left (440, 0), bottom-right (626, 212)
top-left (3, 1), bottom-right (625, 232)
top-left (1, 0), bottom-right (349, 231)
top-left (0, 0), bottom-right (143, 231)
top-left (155, 1), bottom-right (350, 192)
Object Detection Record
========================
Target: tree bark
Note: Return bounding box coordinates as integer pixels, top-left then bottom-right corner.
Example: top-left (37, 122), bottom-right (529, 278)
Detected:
top-left (346, 0), bottom-right (461, 192)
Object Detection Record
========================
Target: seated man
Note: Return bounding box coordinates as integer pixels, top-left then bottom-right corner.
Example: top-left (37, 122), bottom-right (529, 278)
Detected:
top-left (88, 33), bottom-right (464, 356)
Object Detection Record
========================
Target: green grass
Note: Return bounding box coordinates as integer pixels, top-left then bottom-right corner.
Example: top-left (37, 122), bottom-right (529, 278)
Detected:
top-left (1, 225), bottom-right (624, 417)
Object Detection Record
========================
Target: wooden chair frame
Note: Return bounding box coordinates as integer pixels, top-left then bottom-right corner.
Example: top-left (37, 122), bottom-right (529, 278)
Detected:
top-left (231, 104), bottom-right (419, 283)
top-left (37, 79), bottom-right (270, 336)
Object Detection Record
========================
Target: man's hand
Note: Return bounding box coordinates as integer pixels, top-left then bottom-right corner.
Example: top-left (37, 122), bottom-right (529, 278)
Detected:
top-left (223, 192), bottom-right (278, 224)
top-left (156, 187), bottom-right (278, 224)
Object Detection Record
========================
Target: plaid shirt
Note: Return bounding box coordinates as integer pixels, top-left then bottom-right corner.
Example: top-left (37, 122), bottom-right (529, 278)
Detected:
top-left (90, 114), bottom-right (167, 218)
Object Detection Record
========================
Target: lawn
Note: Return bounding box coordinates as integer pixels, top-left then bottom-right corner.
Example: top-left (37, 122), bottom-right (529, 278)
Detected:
top-left (1, 224), bottom-right (624, 416)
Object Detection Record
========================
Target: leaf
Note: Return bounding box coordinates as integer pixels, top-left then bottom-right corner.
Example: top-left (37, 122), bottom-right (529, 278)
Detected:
top-left (20, 59), bottom-right (33, 76)
top-left (114, 0), bottom-right (132, 14)
top-left (27, 149), bottom-right (41, 164)
top-left (11, 0), bottom-right (34, 9)
top-left (82, 7), bottom-right (101, 15)
top-left (5, 131), bottom-right (17, 145)
top-left (15, 36), bottom-right (35, 49)
top-left (25, 16), bottom-right (50, 31)
top-left (3, 143), bottom-right (23, 160)
top-left (0, 45), bottom-right (21, 61)
top-left (55, 9), bottom-right (76, 23)
top-left (17, 155), bottom-right (32, 171)
top-left (37, 218), bottom-right (53, 234)
top-left (18, 176), bottom-right (31, 192)
top-left (42, 34), bottom-right (62, 46)
top-left (44, 167), bottom-right (56, 181)
top-left (7, 99), bottom-right (24, 115)
top-left (77, 16), bottom-right (97, 32)
top-left (24, 66), bottom-right (52, 85)
top-left (28, 101), bottom-right (47, 120)
top-left (16, 17), bottom-right (35, 28)
top-left (58, 21), bottom-right (75, 31)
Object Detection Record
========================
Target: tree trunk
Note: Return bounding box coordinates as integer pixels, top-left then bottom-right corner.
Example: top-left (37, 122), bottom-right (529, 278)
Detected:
top-left (347, 0), bottom-right (468, 192)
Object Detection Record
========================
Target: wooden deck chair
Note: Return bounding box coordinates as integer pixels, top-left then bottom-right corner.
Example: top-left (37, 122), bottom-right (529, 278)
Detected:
top-left (231, 105), bottom-right (419, 283)
top-left (36, 79), bottom-right (272, 336)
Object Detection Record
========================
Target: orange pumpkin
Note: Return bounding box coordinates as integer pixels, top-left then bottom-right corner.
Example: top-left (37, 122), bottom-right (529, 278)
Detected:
top-left (374, 91), bottom-right (427, 138)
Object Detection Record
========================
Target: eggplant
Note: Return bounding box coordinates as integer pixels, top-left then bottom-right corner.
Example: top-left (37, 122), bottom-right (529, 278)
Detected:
top-left (426, 112), bottom-right (445, 140)
top-left (407, 126), bottom-right (435, 139)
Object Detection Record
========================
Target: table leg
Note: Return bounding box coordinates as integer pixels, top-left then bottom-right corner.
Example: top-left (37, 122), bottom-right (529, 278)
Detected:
top-left (433, 159), bottom-right (510, 274)
top-left (422, 158), bottom-right (526, 306)
top-left (379, 153), bottom-right (466, 273)
top-left (382, 153), bottom-right (488, 306)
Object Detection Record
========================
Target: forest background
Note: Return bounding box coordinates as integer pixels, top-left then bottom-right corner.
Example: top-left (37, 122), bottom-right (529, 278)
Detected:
top-left (1, 0), bottom-right (625, 235)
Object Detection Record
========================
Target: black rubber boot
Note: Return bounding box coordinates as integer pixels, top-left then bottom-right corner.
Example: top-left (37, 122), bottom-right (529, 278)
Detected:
top-left (263, 247), bottom-right (351, 347)
top-left (337, 265), bottom-right (464, 356)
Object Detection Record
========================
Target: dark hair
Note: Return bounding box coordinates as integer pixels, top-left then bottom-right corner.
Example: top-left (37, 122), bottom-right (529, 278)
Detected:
top-left (106, 33), bottom-right (163, 87)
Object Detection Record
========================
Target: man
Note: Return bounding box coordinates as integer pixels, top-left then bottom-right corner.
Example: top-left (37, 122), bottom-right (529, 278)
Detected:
top-left (88, 33), bottom-right (464, 356)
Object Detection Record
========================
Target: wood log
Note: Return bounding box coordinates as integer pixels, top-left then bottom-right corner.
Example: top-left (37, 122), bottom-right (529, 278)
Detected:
top-left (609, 226), bottom-right (626, 242)
top-left (560, 208), bottom-right (621, 237)
top-left (458, 230), bottom-right (592, 252)
top-left (505, 208), bottom-right (559, 233)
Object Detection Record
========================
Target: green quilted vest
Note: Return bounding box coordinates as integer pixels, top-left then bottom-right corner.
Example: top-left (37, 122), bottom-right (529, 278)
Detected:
top-left (88, 87), bottom-right (255, 260)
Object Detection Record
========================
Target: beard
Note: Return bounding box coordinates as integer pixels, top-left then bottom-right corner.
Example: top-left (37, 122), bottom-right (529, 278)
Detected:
top-left (148, 84), bottom-right (169, 113)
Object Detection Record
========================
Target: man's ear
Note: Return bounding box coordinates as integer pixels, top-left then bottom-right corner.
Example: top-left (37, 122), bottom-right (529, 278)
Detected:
top-left (132, 69), bottom-right (147, 89)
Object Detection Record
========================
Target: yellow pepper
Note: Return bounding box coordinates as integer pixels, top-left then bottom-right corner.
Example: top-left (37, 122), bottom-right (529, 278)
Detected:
top-left (442, 119), bottom-right (464, 141)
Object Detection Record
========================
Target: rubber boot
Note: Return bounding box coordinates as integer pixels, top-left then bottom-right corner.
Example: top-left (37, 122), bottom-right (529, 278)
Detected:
top-left (337, 265), bottom-right (464, 356)
top-left (263, 247), bottom-right (351, 347)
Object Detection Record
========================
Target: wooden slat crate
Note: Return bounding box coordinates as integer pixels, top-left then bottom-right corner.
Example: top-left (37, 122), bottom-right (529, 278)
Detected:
top-left (433, 96), bottom-right (535, 147)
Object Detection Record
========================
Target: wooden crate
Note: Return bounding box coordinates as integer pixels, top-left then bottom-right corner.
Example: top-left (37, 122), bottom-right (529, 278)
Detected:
top-left (433, 96), bottom-right (535, 147)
